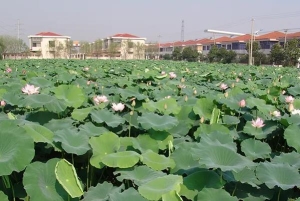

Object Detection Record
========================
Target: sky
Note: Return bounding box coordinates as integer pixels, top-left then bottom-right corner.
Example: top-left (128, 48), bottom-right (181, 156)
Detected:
top-left (1, 0), bottom-right (300, 44)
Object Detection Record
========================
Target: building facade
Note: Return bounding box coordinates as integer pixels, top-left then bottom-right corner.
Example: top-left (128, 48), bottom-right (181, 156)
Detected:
top-left (28, 32), bottom-right (71, 59)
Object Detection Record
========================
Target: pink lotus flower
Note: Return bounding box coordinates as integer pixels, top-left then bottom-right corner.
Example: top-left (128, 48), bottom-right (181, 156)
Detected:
top-left (251, 117), bottom-right (265, 128)
top-left (239, 99), bottom-right (246, 108)
top-left (272, 111), bottom-right (281, 117)
top-left (6, 68), bottom-right (12, 73)
top-left (93, 95), bottom-right (108, 105)
top-left (220, 83), bottom-right (228, 90)
top-left (291, 109), bottom-right (300, 115)
top-left (112, 103), bottom-right (125, 112)
top-left (285, 96), bottom-right (294, 103)
top-left (169, 72), bottom-right (177, 79)
top-left (22, 84), bottom-right (40, 95)
top-left (0, 100), bottom-right (6, 107)
top-left (87, 81), bottom-right (92, 85)
top-left (161, 71), bottom-right (166, 75)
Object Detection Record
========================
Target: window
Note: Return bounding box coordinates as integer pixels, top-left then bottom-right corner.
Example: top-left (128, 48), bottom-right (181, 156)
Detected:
top-left (49, 41), bottom-right (55, 48)
top-left (222, 45), bottom-right (226, 48)
top-left (207, 46), bottom-right (210, 50)
top-left (33, 43), bottom-right (37, 47)
top-left (227, 44), bottom-right (232, 50)
top-left (32, 43), bottom-right (41, 47)
top-left (203, 46), bottom-right (207, 50)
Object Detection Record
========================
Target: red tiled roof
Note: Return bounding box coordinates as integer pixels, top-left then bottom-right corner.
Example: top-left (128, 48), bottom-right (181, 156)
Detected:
top-left (284, 32), bottom-right (300, 39)
top-left (255, 31), bottom-right (285, 41)
top-left (201, 36), bottom-right (231, 45)
top-left (228, 34), bottom-right (252, 42)
top-left (112, 33), bottom-right (139, 38)
top-left (35, 32), bottom-right (62, 36)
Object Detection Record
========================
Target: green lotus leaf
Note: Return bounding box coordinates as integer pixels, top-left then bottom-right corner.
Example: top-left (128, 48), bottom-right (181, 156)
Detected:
top-left (118, 87), bottom-right (147, 100)
top-left (156, 98), bottom-right (181, 115)
top-left (82, 182), bottom-right (123, 201)
top-left (241, 138), bottom-right (271, 160)
top-left (22, 122), bottom-right (61, 151)
top-left (141, 150), bottom-right (175, 171)
top-left (256, 162), bottom-right (300, 190)
top-left (243, 121), bottom-right (277, 139)
top-left (0, 120), bottom-right (34, 176)
top-left (91, 109), bottom-right (125, 128)
top-left (115, 165), bottom-right (166, 186)
top-left (138, 175), bottom-right (183, 201)
top-left (53, 85), bottom-right (85, 108)
top-left (54, 128), bottom-right (90, 155)
top-left (2, 92), bottom-right (22, 106)
top-left (79, 122), bottom-right (108, 137)
top-left (110, 188), bottom-right (147, 201)
top-left (89, 132), bottom-right (120, 169)
top-left (101, 151), bottom-right (140, 168)
top-left (162, 190), bottom-right (183, 201)
top-left (44, 118), bottom-right (74, 132)
top-left (148, 130), bottom-right (173, 150)
top-left (71, 107), bottom-right (93, 121)
top-left (222, 115), bottom-right (240, 125)
top-left (174, 105), bottom-right (196, 125)
top-left (56, 72), bottom-right (76, 83)
top-left (55, 159), bottom-right (83, 198)
top-left (210, 108), bottom-right (220, 124)
top-left (23, 158), bottom-right (71, 201)
top-left (198, 131), bottom-right (237, 152)
top-left (123, 111), bottom-right (139, 128)
top-left (0, 191), bottom-right (8, 201)
top-left (287, 85), bottom-right (300, 96)
top-left (180, 170), bottom-right (223, 200)
top-left (193, 98), bottom-right (216, 120)
top-left (137, 112), bottom-right (178, 131)
top-left (22, 94), bottom-right (67, 113)
top-left (284, 124), bottom-right (300, 152)
top-left (196, 140), bottom-right (254, 172)
top-left (197, 188), bottom-right (239, 201)
top-left (272, 152), bottom-right (300, 168)
top-left (245, 97), bottom-right (277, 115)
top-left (29, 77), bottom-right (53, 88)
top-left (132, 134), bottom-right (159, 153)
top-left (167, 121), bottom-right (192, 137)
top-left (194, 123), bottom-right (231, 139)
top-left (232, 167), bottom-right (261, 187)
top-left (170, 142), bottom-right (201, 174)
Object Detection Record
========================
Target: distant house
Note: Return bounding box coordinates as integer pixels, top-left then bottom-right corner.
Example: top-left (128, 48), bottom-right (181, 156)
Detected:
top-left (102, 33), bottom-right (147, 59)
top-left (28, 32), bottom-right (71, 59)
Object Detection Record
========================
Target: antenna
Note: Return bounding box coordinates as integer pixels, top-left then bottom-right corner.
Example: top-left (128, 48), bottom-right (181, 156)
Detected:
top-left (181, 20), bottom-right (184, 42)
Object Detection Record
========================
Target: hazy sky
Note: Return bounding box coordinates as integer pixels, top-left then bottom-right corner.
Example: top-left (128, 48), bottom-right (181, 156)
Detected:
top-left (1, 0), bottom-right (300, 43)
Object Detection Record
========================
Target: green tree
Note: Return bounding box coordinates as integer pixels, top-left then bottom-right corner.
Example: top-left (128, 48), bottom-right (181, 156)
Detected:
top-left (93, 39), bottom-right (103, 59)
top-left (223, 50), bottom-right (237, 64)
top-left (246, 41), bottom-right (261, 64)
top-left (79, 41), bottom-right (91, 55)
top-left (0, 35), bottom-right (28, 56)
top-left (284, 39), bottom-right (300, 66)
top-left (134, 42), bottom-right (145, 59)
top-left (0, 38), bottom-right (5, 60)
top-left (163, 54), bottom-right (172, 60)
top-left (207, 45), bottom-right (218, 62)
top-left (145, 42), bottom-right (158, 59)
top-left (108, 42), bottom-right (119, 59)
top-left (270, 43), bottom-right (285, 65)
top-left (182, 47), bottom-right (199, 62)
top-left (172, 47), bottom-right (182, 61)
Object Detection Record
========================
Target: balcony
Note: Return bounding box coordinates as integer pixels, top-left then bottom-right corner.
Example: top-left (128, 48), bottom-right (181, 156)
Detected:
top-left (31, 47), bottom-right (41, 52)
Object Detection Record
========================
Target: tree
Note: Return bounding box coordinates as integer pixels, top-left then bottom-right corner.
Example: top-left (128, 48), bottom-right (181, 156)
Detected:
top-left (108, 42), bottom-right (119, 59)
top-left (79, 41), bottom-right (91, 55)
top-left (93, 39), bottom-right (103, 59)
top-left (0, 35), bottom-right (28, 56)
top-left (207, 46), bottom-right (236, 63)
top-left (284, 39), bottom-right (300, 66)
top-left (163, 54), bottom-right (172, 60)
top-left (270, 43), bottom-right (285, 65)
top-left (172, 47), bottom-right (182, 61)
top-left (121, 40), bottom-right (134, 59)
top-left (65, 40), bottom-right (75, 59)
top-left (207, 45), bottom-right (219, 62)
top-left (0, 38), bottom-right (5, 60)
top-left (223, 50), bottom-right (237, 64)
top-left (246, 41), bottom-right (261, 64)
top-left (145, 42), bottom-right (158, 59)
top-left (182, 47), bottom-right (199, 62)
top-left (134, 42), bottom-right (145, 59)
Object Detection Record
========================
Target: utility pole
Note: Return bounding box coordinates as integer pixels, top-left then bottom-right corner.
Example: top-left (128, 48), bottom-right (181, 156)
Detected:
top-left (284, 29), bottom-right (288, 48)
top-left (157, 35), bottom-right (162, 60)
top-left (249, 18), bottom-right (254, 66)
top-left (181, 20), bottom-right (185, 42)
top-left (16, 19), bottom-right (23, 54)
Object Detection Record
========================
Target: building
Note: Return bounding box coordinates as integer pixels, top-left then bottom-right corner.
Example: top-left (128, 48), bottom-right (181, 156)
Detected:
top-left (102, 33), bottom-right (147, 59)
top-left (28, 32), bottom-right (71, 59)
top-left (158, 30), bottom-right (300, 57)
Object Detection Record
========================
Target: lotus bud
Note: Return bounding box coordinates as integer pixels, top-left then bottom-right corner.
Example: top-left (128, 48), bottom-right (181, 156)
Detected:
top-left (193, 90), bottom-right (197, 95)
top-left (200, 117), bottom-right (205, 123)
top-left (131, 100), bottom-right (136, 107)
top-left (267, 89), bottom-right (270, 94)
top-left (239, 99), bottom-right (246, 108)
top-left (208, 79), bottom-right (210, 82)
top-left (236, 78), bottom-right (240, 82)
top-left (289, 103), bottom-right (295, 112)
top-left (164, 104), bottom-right (167, 110)
top-left (224, 92), bottom-right (228, 98)
top-left (0, 100), bottom-right (6, 107)
top-left (282, 90), bottom-right (286, 95)
top-left (231, 83), bottom-right (235, 88)
top-left (184, 95), bottom-right (188, 102)
top-left (181, 77), bottom-right (185, 83)
top-left (130, 111), bottom-right (134, 116)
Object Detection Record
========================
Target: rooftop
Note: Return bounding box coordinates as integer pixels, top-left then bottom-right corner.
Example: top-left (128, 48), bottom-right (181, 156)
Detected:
top-left (111, 33), bottom-right (139, 38)
top-left (35, 32), bottom-right (62, 36)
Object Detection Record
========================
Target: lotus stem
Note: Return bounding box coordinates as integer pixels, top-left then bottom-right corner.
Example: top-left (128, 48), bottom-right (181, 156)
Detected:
top-left (71, 154), bottom-right (74, 165)
top-left (232, 183), bottom-right (237, 196)
top-left (235, 108), bottom-right (241, 131)
top-left (277, 188), bottom-right (281, 201)
top-left (87, 152), bottom-right (90, 190)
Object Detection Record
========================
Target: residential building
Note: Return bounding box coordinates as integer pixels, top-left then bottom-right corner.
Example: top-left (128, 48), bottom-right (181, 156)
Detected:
top-left (28, 32), bottom-right (71, 59)
top-left (102, 33), bottom-right (147, 59)
top-left (255, 31), bottom-right (285, 54)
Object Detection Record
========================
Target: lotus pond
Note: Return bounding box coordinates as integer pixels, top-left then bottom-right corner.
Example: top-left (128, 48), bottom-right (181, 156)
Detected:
top-left (1, 59), bottom-right (300, 201)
